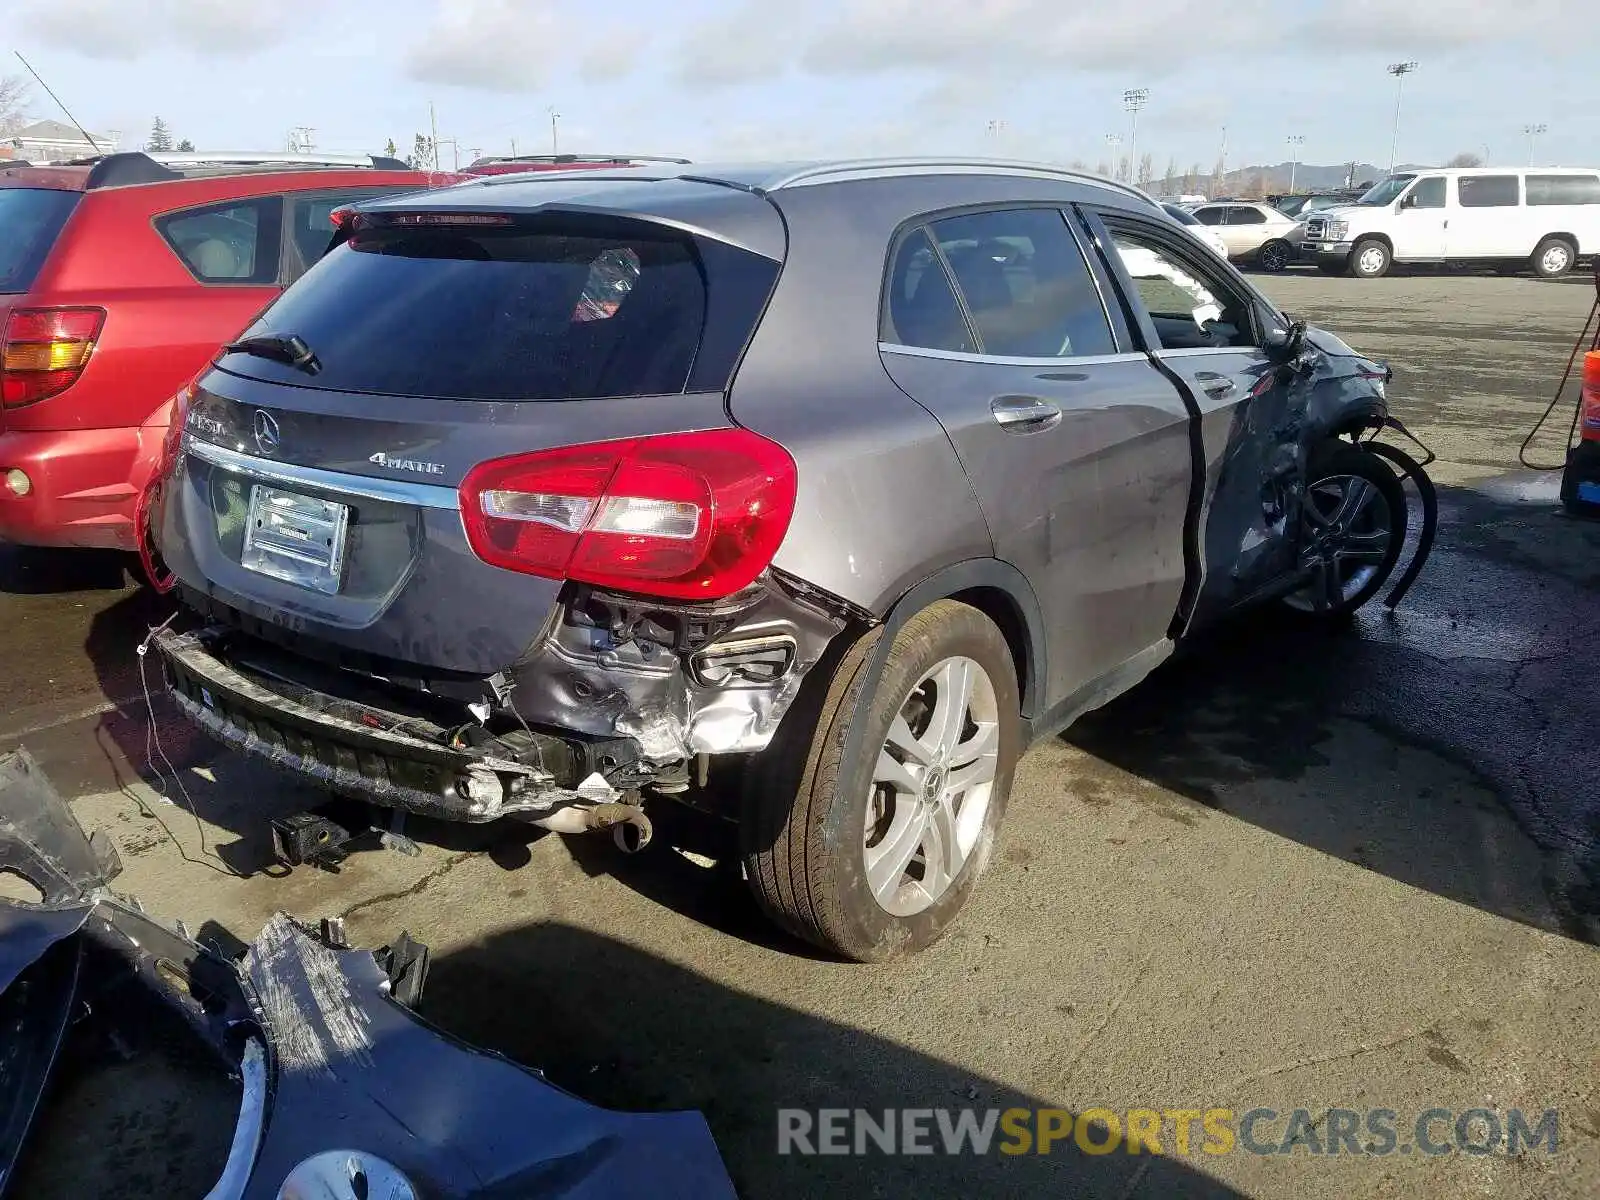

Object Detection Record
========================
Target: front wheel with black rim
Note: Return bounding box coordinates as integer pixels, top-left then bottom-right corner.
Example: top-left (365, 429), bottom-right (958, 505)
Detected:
top-left (741, 600), bottom-right (1020, 962)
top-left (1347, 239), bottom-right (1392, 279)
top-left (1280, 443), bottom-right (1407, 623)
top-left (1256, 239), bottom-right (1293, 273)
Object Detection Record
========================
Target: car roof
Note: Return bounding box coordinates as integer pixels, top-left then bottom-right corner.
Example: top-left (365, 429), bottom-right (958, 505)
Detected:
top-left (1393, 166), bottom-right (1599, 176)
top-left (397, 156), bottom-right (1159, 204)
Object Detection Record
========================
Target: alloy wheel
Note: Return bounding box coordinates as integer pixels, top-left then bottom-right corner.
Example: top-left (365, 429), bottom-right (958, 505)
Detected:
top-left (1284, 473), bottom-right (1395, 612)
top-left (1541, 244), bottom-right (1572, 275)
top-left (864, 655), bottom-right (999, 917)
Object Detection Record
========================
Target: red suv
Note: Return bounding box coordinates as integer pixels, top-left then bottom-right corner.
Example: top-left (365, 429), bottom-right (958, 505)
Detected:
top-left (0, 151), bottom-right (456, 552)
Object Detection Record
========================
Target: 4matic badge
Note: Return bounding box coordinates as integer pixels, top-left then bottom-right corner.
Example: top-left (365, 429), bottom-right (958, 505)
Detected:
top-left (369, 452), bottom-right (446, 476)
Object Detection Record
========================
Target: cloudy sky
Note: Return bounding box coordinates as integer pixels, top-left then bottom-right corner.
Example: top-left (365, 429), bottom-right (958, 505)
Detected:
top-left (6, 0), bottom-right (1597, 173)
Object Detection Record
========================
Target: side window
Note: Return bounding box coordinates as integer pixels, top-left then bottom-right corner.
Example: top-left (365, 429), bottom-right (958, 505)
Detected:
top-left (1527, 175), bottom-right (1600, 206)
top-left (1227, 206), bottom-right (1267, 225)
top-left (927, 209), bottom-right (1115, 358)
top-left (1193, 207), bottom-right (1225, 226)
top-left (881, 227), bottom-right (975, 354)
top-left (1458, 175), bottom-right (1520, 208)
top-left (1104, 224), bottom-right (1256, 352)
top-left (157, 197), bottom-right (284, 285)
top-left (285, 190), bottom-right (393, 282)
top-left (1408, 177), bottom-right (1446, 208)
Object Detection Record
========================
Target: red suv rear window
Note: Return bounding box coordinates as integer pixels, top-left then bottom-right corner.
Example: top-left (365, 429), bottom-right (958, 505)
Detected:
top-left (0, 189), bottom-right (79, 294)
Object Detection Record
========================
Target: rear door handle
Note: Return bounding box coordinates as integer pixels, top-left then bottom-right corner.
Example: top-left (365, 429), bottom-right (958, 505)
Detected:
top-left (990, 394), bottom-right (1062, 433)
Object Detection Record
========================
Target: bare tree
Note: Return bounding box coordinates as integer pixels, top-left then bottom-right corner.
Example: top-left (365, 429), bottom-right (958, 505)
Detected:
top-left (1116, 155), bottom-right (1131, 183)
top-left (0, 74), bottom-right (29, 137)
top-left (1163, 155), bottom-right (1177, 190)
top-left (1185, 162), bottom-right (1201, 192)
top-left (1445, 151), bottom-right (1484, 168)
top-left (1136, 152), bottom-right (1154, 187)
top-left (1067, 158), bottom-right (1088, 171)
top-left (1210, 155), bottom-right (1226, 194)
top-left (1094, 159), bottom-right (1111, 177)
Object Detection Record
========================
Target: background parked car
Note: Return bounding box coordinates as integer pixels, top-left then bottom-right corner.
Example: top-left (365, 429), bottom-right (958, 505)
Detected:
top-left (1271, 191), bottom-right (1362, 219)
top-left (461, 153), bottom-right (690, 177)
top-left (150, 158), bottom-right (1407, 963)
top-left (1190, 201), bottom-right (1304, 271)
top-left (1162, 202), bottom-right (1230, 258)
top-left (0, 151), bottom-right (460, 553)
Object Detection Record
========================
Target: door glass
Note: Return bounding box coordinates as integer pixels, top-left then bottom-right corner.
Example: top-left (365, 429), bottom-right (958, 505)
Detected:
top-left (1106, 228), bottom-right (1257, 351)
top-left (1408, 178), bottom-right (1446, 208)
top-left (286, 191), bottom-right (388, 280)
top-left (1457, 175), bottom-right (1520, 208)
top-left (1227, 206), bottom-right (1267, 225)
top-left (880, 227), bottom-right (975, 353)
top-left (1193, 207), bottom-right (1225, 226)
top-left (927, 209), bottom-right (1115, 358)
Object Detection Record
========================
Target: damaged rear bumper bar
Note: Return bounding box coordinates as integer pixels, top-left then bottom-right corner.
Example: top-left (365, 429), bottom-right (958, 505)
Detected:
top-left (154, 627), bottom-right (616, 824)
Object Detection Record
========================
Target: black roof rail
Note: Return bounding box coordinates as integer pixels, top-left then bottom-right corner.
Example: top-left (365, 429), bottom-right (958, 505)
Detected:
top-left (84, 152), bottom-right (182, 189)
top-left (370, 155), bottom-right (410, 170)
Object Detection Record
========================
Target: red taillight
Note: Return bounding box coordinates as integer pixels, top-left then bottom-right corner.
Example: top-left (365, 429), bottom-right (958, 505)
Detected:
top-left (1, 307), bottom-right (106, 408)
top-left (159, 379), bottom-right (197, 478)
top-left (329, 205), bottom-right (354, 230)
top-left (460, 429), bottom-right (798, 601)
top-left (1582, 350), bottom-right (1600, 443)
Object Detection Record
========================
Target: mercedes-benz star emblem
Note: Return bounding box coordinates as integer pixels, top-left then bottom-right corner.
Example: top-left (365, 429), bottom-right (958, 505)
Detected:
top-left (253, 410), bottom-right (280, 456)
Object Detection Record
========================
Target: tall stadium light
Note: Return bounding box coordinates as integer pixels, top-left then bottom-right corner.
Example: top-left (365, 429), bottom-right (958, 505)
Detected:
top-left (1387, 61), bottom-right (1419, 173)
top-left (1123, 88), bottom-right (1149, 184)
top-left (1524, 122), bottom-right (1547, 166)
top-left (1287, 134), bottom-right (1305, 193)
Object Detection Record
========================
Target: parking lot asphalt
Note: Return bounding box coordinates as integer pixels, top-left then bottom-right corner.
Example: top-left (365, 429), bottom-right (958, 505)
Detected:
top-left (3, 270), bottom-right (1599, 1199)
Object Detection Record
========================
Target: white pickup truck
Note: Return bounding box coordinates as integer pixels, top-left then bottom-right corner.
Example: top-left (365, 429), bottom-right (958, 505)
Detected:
top-left (1299, 167), bottom-right (1600, 279)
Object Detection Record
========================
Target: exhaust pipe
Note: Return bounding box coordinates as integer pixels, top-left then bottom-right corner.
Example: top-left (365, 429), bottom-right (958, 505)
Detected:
top-left (525, 802), bottom-right (653, 853)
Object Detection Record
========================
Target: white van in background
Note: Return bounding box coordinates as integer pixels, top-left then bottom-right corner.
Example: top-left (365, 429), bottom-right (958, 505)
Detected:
top-left (1299, 167), bottom-right (1600, 279)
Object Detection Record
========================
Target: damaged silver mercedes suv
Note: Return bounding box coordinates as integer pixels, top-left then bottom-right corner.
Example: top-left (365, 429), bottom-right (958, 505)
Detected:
top-left (149, 158), bottom-right (1422, 961)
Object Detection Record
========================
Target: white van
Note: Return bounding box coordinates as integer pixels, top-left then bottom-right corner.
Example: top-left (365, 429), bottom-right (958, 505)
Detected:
top-left (1299, 167), bottom-right (1600, 279)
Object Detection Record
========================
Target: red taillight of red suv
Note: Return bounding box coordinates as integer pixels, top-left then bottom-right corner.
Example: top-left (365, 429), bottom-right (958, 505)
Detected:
top-left (459, 429), bottom-right (798, 601)
top-left (1, 307), bottom-right (107, 408)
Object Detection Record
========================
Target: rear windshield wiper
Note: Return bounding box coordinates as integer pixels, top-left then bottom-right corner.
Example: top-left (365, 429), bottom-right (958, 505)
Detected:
top-left (222, 332), bottom-right (322, 376)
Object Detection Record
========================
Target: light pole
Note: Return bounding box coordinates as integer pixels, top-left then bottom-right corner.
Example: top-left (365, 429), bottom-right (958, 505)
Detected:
top-left (1104, 133), bottom-right (1123, 180)
top-left (548, 107), bottom-right (561, 155)
top-left (1287, 134), bottom-right (1305, 193)
top-left (1524, 123), bottom-right (1547, 166)
top-left (1123, 88), bottom-right (1149, 184)
top-left (1386, 61), bottom-right (1418, 174)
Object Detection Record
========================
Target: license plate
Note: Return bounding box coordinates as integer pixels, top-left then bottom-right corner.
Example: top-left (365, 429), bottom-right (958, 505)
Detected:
top-left (241, 485), bottom-right (349, 594)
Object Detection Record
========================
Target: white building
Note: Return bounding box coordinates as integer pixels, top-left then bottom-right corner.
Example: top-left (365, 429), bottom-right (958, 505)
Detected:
top-left (4, 119), bottom-right (120, 164)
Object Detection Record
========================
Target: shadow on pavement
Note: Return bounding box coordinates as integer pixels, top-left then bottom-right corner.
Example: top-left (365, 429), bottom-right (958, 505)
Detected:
top-left (1066, 480), bottom-right (1600, 945)
top-left (422, 921), bottom-right (1248, 1200)
top-left (0, 544), bottom-right (133, 595)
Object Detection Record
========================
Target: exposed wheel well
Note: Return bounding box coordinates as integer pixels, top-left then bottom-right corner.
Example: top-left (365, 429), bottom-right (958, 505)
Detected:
top-left (948, 585), bottom-right (1031, 714)
top-left (1353, 232), bottom-right (1394, 253)
top-left (1535, 232), bottom-right (1577, 254)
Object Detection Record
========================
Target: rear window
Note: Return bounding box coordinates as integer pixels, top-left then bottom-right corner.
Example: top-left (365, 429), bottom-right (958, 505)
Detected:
top-left (0, 188), bottom-right (80, 294)
top-left (1526, 174), bottom-right (1600, 206)
top-left (222, 215), bottom-right (779, 400)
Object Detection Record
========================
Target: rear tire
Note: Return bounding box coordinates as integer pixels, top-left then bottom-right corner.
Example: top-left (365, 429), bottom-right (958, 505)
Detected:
top-left (1531, 236), bottom-right (1575, 279)
top-left (1256, 239), bottom-right (1293, 273)
top-left (1347, 239), bottom-right (1392, 279)
top-left (741, 600), bottom-right (1020, 962)
top-left (1280, 443), bottom-right (1407, 623)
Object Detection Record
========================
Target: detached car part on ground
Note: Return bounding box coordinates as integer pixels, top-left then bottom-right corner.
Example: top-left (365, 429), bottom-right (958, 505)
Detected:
top-left (147, 159), bottom-right (1437, 963)
top-left (0, 749), bottom-right (736, 1198)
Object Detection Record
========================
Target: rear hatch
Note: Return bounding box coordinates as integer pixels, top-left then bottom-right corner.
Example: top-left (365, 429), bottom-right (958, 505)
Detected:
top-left (0, 181), bottom-right (84, 426)
top-left (159, 191), bottom-right (785, 678)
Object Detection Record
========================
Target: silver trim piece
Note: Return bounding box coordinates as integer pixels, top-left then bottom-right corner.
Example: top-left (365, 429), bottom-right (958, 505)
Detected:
top-left (1155, 347), bottom-right (1268, 361)
top-left (202, 1038), bottom-right (266, 1200)
top-left (767, 158), bottom-right (1160, 207)
top-left (879, 343), bottom-right (1149, 368)
top-left (185, 436), bottom-right (460, 510)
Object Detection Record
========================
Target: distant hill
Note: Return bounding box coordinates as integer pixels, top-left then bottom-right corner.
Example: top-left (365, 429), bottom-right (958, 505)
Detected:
top-left (1149, 162), bottom-right (1399, 198)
